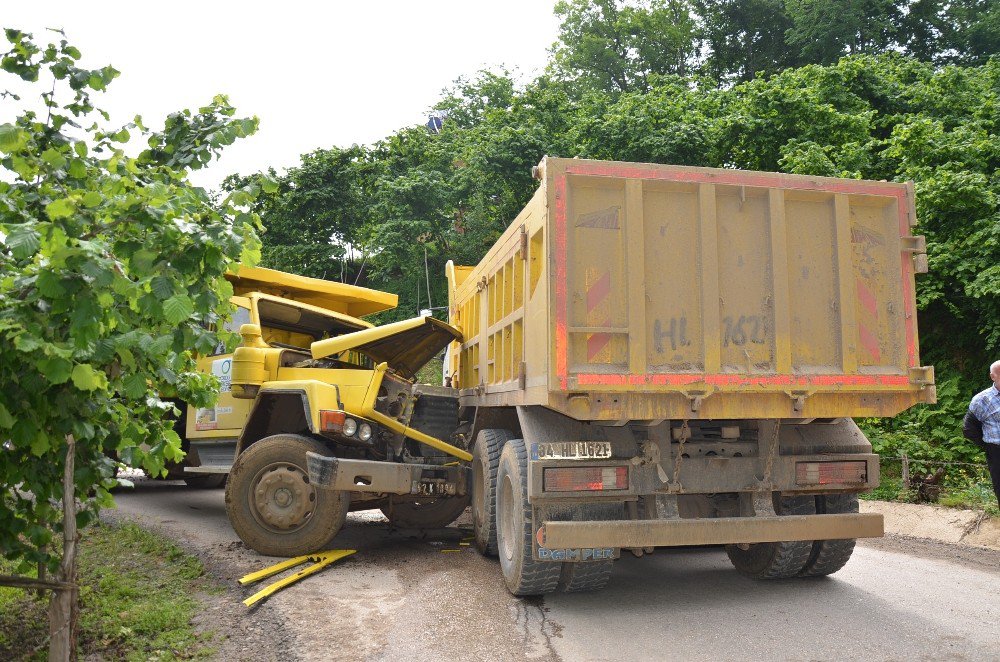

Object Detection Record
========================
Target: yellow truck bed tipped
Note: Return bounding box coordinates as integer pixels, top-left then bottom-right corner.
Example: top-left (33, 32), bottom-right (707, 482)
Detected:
top-left (447, 156), bottom-right (935, 421)
top-left (228, 266), bottom-right (397, 318)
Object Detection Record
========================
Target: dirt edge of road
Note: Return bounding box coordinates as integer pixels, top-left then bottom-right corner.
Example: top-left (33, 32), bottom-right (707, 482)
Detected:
top-left (101, 508), bottom-right (296, 662)
top-left (861, 499), bottom-right (1000, 550)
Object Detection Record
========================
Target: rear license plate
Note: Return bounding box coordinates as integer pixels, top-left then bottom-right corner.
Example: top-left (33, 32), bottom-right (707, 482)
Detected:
top-left (531, 441), bottom-right (612, 460)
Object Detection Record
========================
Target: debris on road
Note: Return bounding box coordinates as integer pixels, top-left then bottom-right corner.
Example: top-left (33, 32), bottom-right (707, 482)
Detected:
top-left (239, 550), bottom-right (356, 607)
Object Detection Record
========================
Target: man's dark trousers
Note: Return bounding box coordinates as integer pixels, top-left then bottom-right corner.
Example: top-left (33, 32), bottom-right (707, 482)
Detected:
top-left (986, 443), bottom-right (1000, 504)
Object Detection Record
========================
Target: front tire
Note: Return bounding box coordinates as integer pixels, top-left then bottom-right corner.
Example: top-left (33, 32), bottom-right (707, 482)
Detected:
top-left (496, 438), bottom-right (562, 595)
top-left (225, 434), bottom-right (349, 557)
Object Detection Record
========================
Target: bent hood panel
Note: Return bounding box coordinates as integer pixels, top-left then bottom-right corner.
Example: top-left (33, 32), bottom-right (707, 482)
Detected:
top-left (311, 316), bottom-right (462, 379)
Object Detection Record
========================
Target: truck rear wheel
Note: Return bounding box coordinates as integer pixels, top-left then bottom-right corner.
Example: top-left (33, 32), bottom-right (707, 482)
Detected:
top-left (225, 434), bottom-right (349, 557)
top-left (472, 428), bottom-right (516, 556)
top-left (799, 494), bottom-right (859, 577)
top-left (726, 494), bottom-right (816, 579)
top-left (496, 438), bottom-right (562, 595)
top-left (380, 495), bottom-right (470, 529)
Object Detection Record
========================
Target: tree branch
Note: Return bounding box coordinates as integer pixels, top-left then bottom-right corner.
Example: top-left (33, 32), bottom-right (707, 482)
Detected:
top-left (0, 575), bottom-right (72, 591)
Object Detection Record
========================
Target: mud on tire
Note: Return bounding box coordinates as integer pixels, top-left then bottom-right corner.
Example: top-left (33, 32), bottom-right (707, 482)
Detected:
top-left (225, 434), bottom-right (349, 557)
top-left (799, 494), bottom-right (859, 577)
top-left (496, 438), bottom-right (562, 595)
top-left (472, 428), bottom-right (516, 556)
top-left (726, 494), bottom-right (816, 579)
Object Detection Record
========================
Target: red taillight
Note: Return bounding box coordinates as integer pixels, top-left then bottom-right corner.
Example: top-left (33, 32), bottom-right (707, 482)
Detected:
top-left (543, 466), bottom-right (628, 492)
top-left (796, 461), bottom-right (867, 485)
top-left (320, 410), bottom-right (346, 432)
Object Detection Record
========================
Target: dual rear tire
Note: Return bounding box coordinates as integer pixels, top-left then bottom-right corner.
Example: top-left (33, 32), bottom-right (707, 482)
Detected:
top-left (478, 431), bottom-right (614, 595)
top-left (725, 493), bottom-right (859, 579)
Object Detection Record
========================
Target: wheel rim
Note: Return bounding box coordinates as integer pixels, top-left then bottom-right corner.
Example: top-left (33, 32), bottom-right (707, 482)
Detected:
top-left (249, 462), bottom-right (316, 534)
top-left (499, 473), bottom-right (515, 562)
top-left (473, 458), bottom-right (486, 526)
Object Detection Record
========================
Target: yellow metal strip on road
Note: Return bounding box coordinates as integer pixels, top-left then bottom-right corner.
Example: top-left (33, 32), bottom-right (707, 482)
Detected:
top-left (240, 550), bottom-right (356, 607)
top-left (238, 553), bottom-right (316, 585)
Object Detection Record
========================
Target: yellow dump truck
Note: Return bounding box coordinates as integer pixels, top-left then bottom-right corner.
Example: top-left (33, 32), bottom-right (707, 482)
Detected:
top-left (223, 157), bottom-right (933, 596)
top-left (444, 157), bottom-right (934, 594)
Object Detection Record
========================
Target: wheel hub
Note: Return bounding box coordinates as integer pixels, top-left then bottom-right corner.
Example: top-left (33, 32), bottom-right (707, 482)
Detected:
top-left (251, 463), bottom-right (315, 532)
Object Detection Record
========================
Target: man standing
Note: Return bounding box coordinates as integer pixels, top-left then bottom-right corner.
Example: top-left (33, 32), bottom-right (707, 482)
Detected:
top-left (965, 360), bottom-right (1000, 503)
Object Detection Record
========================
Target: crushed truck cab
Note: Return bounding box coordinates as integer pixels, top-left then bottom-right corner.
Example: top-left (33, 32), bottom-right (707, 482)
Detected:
top-left (177, 267), bottom-right (397, 487)
top-left (223, 313), bottom-right (471, 557)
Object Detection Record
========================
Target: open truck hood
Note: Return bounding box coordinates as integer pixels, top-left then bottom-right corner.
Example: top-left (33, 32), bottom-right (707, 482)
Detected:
top-left (311, 316), bottom-right (462, 380)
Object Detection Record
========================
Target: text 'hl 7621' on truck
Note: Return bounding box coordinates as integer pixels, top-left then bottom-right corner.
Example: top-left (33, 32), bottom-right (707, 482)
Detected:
top-left (223, 157), bottom-right (935, 596)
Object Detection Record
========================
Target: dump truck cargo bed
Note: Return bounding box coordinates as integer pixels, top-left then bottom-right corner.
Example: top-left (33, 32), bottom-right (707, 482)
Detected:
top-left (447, 157), bottom-right (934, 420)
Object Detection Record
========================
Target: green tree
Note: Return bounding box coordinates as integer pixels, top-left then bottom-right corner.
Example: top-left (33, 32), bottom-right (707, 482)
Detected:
top-left (237, 145), bottom-right (377, 282)
top-left (0, 29), bottom-right (261, 654)
top-left (785, 0), bottom-right (902, 64)
top-left (695, 0), bottom-right (797, 83)
top-left (943, 0), bottom-right (1000, 65)
top-left (550, 0), bottom-right (698, 94)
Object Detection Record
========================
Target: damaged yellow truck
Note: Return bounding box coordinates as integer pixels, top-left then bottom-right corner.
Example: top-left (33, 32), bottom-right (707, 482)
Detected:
top-left (224, 157), bottom-right (935, 596)
top-left (174, 267), bottom-right (399, 488)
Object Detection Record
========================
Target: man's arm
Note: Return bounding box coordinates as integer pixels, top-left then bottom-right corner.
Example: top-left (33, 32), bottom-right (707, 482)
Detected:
top-left (963, 409), bottom-right (984, 446)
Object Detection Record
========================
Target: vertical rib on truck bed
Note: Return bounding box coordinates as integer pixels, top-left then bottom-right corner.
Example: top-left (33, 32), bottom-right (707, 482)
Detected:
top-left (447, 157), bottom-right (935, 421)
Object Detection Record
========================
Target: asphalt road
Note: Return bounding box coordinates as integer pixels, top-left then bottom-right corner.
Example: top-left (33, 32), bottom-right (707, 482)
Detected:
top-left (108, 479), bottom-right (1000, 661)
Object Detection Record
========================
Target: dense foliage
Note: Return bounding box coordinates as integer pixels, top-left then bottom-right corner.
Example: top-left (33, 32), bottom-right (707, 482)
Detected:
top-left (245, 2), bottom-right (998, 494)
top-left (0, 30), bottom-right (261, 573)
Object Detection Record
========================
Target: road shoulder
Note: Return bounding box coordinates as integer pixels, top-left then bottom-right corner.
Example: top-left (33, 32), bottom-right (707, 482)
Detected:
top-left (861, 499), bottom-right (1000, 550)
top-left (101, 507), bottom-right (297, 661)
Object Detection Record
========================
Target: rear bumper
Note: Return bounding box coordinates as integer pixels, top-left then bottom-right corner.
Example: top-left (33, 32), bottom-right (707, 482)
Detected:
top-left (306, 452), bottom-right (470, 497)
top-left (529, 453), bottom-right (881, 501)
top-left (540, 513), bottom-right (884, 548)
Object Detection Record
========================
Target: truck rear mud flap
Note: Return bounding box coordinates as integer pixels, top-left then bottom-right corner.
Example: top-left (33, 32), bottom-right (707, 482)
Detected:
top-left (539, 513), bottom-right (883, 549)
top-left (306, 452), bottom-right (469, 497)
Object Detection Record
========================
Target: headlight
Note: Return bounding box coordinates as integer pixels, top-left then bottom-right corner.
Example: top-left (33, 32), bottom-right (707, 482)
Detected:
top-left (358, 423), bottom-right (373, 441)
top-left (343, 418), bottom-right (358, 437)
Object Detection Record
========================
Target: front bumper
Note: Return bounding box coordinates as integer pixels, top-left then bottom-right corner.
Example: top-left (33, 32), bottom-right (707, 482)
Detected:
top-left (539, 513), bottom-right (884, 548)
top-left (306, 452), bottom-right (470, 497)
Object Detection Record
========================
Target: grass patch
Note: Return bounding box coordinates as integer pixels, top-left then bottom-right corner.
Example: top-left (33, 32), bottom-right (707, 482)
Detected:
top-left (0, 521), bottom-right (220, 660)
top-left (415, 355), bottom-right (445, 385)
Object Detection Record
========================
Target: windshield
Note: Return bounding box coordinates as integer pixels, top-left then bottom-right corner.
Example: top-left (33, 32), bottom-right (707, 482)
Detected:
top-left (257, 298), bottom-right (370, 363)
